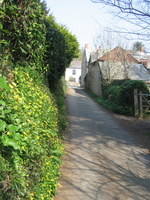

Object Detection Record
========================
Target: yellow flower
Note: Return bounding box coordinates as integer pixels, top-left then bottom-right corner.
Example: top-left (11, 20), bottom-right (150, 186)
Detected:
top-left (13, 106), bottom-right (18, 110)
top-left (11, 82), bottom-right (16, 87)
top-left (14, 94), bottom-right (19, 99)
top-left (9, 84), bottom-right (14, 88)
top-left (14, 71), bottom-right (18, 75)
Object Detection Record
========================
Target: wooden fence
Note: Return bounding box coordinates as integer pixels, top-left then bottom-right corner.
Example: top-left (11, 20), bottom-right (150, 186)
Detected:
top-left (134, 89), bottom-right (150, 117)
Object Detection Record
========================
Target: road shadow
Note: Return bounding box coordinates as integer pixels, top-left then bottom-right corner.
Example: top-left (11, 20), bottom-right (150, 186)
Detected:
top-left (55, 86), bottom-right (150, 200)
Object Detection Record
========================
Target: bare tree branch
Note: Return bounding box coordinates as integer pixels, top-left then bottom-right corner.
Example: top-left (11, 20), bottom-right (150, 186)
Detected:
top-left (91, 0), bottom-right (150, 36)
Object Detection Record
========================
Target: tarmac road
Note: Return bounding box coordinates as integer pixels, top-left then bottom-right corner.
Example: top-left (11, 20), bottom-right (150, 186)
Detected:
top-left (54, 85), bottom-right (150, 200)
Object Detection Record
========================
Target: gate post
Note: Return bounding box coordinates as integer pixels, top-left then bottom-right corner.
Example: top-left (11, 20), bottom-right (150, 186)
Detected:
top-left (134, 88), bottom-right (139, 117)
top-left (139, 91), bottom-right (143, 117)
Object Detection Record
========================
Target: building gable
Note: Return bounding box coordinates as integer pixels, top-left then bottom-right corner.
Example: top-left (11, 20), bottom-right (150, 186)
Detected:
top-left (99, 46), bottom-right (140, 64)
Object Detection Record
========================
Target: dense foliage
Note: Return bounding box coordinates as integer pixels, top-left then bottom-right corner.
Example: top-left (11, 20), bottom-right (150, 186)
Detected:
top-left (0, 0), bottom-right (79, 199)
top-left (0, 68), bottom-right (65, 199)
top-left (44, 18), bottom-right (66, 86)
top-left (86, 80), bottom-right (150, 116)
top-left (119, 80), bottom-right (149, 106)
top-left (1, 0), bottom-right (46, 72)
top-left (44, 15), bottom-right (79, 87)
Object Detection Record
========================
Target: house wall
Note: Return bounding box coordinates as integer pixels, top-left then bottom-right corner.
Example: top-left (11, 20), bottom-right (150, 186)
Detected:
top-left (99, 61), bottom-right (129, 82)
top-left (81, 50), bottom-right (88, 87)
top-left (85, 60), bottom-right (150, 98)
top-left (81, 45), bottom-right (91, 87)
top-left (65, 67), bottom-right (81, 83)
top-left (99, 62), bottom-right (150, 82)
top-left (85, 61), bottom-right (102, 97)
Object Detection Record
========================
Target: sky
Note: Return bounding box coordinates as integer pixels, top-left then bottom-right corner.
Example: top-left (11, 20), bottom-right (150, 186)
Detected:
top-left (44, 0), bottom-right (144, 50)
top-left (45, 0), bottom-right (117, 49)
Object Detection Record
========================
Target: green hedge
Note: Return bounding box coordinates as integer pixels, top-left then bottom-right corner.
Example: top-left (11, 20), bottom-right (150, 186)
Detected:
top-left (0, 67), bottom-right (65, 199)
top-left (0, 1), bottom-right (79, 199)
top-left (119, 80), bottom-right (149, 106)
top-left (87, 80), bottom-right (149, 116)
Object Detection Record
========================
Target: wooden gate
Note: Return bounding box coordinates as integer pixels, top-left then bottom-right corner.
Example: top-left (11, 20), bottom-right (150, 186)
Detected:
top-left (134, 89), bottom-right (150, 117)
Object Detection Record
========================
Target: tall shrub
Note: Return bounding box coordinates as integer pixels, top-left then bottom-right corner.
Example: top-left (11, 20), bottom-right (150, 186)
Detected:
top-left (120, 80), bottom-right (149, 106)
top-left (1, 0), bottom-right (46, 72)
top-left (44, 18), bottom-right (66, 86)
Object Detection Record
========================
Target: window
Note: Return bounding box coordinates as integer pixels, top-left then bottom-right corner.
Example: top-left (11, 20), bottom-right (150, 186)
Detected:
top-left (72, 69), bottom-right (76, 75)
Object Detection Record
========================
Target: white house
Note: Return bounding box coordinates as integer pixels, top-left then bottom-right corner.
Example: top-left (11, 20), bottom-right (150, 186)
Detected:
top-left (65, 58), bottom-right (82, 83)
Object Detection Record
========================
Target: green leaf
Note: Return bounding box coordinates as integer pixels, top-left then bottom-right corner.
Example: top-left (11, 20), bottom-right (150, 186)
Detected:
top-left (7, 124), bottom-right (19, 132)
top-left (51, 150), bottom-right (63, 155)
top-left (3, 137), bottom-right (20, 150)
top-left (20, 47), bottom-right (27, 54)
top-left (0, 100), bottom-right (6, 106)
top-left (1, 29), bottom-right (9, 34)
top-left (2, 134), bottom-right (20, 149)
top-left (53, 156), bottom-right (62, 163)
top-left (4, 109), bottom-right (11, 114)
top-left (13, 132), bottom-right (21, 141)
top-left (0, 77), bottom-right (10, 90)
top-left (0, 119), bottom-right (6, 131)
top-left (0, 22), bottom-right (2, 30)
top-left (15, 118), bottom-right (21, 125)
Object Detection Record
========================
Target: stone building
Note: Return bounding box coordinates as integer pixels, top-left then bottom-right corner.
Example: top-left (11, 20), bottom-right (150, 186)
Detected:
top-left (81, 45), bottom-right (150, 97)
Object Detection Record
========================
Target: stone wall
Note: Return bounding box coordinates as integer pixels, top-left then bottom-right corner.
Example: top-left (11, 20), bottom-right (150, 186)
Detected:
top-left (85, 61), bottom-right (102, 97)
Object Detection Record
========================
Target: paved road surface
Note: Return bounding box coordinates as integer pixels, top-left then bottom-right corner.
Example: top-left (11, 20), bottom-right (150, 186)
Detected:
top-left (54, 85), bottom-right (150, 200)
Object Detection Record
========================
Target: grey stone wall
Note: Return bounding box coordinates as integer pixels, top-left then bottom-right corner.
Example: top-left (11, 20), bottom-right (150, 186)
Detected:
top-left (85, 62), bottom-right (102, 97)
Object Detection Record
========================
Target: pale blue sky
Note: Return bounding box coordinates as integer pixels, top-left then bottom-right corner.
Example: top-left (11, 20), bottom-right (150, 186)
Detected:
top-left (45, 0), bottom-right (144, 50)
top-left (45, 0), bottom-right (115, 48)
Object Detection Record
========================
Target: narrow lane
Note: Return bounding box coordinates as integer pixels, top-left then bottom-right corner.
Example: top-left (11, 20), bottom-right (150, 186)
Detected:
top-left (54, 85), bottom-right (150, 200)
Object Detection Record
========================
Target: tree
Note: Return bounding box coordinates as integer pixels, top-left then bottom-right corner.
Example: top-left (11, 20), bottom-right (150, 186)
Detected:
top-left (45, 15), bottom-right (79, 66)
top-left (44, 15), bottom-right (80, 87)
top-left (99, 46), bottom-right (132, 85)
top-left (39, 0), bottom-right (50, 16)
top-left (132, 41), bottom-right (144, 51)
top-left (44, 16), bottom-right (66, 86)
top-left (91, 0), bottom-right (150, 41)
top-left (93, 29), bottom-right (130, 85)
top-left (57, 25), bottom-right (80, 66)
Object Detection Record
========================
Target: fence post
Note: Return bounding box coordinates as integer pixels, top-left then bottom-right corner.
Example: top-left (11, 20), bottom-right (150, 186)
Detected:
top-left (134, 88), bottom-right (139, 117)
top-left (139, 91), bottom-right (143, 117)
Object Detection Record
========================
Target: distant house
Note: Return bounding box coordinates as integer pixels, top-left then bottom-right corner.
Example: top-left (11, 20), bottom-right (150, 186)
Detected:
top-left (65, 58), bottom-right (81, 83)
top-left (127, 46), bottom-right (150, 72)
top-left (80, 44), bottom-right (92, 87)
top-left (98, 46), bottom-right (150, 81)
top-left (81, 45), bottom-right (150, 97)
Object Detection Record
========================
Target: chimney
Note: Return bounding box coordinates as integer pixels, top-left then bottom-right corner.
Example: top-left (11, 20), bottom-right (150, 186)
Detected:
top-left (97, 46), bottom-right (103, 58)
top-left (140, 46), bottom-right (145, 53)
top-left (98, 46), bottom-right (103, 50)
top-left (85, 44), bottom-right (88, 49)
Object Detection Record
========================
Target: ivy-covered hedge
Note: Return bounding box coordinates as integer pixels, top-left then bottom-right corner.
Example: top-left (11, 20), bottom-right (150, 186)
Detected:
top-left (1, 0), bottom-right (46, 72)
top-left (0, 68), bottom-right (66, 199)
top-left (86, 80), bottom-right (150, 116)
top-left (44, 15), bottom-right (79, 87)
top-left (119, 80), bottom-right (149, 106)
top-left (44, 19), bottom-right (66, 86)
top-left (0, 0), bottom-right (79, 199)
